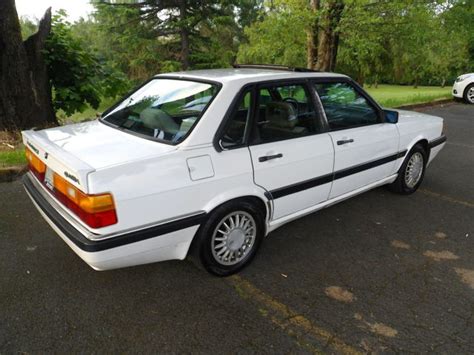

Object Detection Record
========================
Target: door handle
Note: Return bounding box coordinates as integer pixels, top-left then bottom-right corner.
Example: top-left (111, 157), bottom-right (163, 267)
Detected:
top-left (259, 153), bottom-right (283, 162)
top-left (337, 139), bottom-right (354, 145)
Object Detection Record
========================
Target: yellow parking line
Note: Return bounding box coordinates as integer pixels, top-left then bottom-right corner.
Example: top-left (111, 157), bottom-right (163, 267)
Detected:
top-left (229, 275), bottom-right (361, 355)
top-left (419, 189), bottom-right (474, 208)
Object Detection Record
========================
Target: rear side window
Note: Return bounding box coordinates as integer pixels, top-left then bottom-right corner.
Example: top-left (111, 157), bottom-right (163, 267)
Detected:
top-left (314, 82), bottom-right (380, 130)
top-left (254, 83), bottom-right (320, 143)
top-left (102, 79), bottom-right (219, 144)
top-left (220, 90), bottom-right (252, 149)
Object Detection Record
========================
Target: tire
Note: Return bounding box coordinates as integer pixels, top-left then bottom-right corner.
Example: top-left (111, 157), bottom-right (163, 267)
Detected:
top-left (189, 200), bottom-right (265, 276)
top-left (464, 83), bottom-right (474, 104)
top-left (388, 144), bottom-right (427, 195)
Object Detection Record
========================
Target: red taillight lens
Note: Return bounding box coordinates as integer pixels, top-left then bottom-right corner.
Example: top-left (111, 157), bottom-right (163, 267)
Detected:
top-left (52, 173), bottom-right (118, 228)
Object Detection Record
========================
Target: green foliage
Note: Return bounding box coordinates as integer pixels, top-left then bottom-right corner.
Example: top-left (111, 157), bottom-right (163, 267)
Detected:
top-left (239, 0), bottom-right (473, 86)
top-left (44, 10), bottom-right (129, 116)
top-left (19, 16), bottom-right (38, 40)
top-left (237, 0), bottom-right (309, 66)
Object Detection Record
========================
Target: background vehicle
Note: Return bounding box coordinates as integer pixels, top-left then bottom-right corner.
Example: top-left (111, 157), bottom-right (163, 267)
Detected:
top-left (452, 73), bottom-right (474, 104)
top-left (22, 65), bottom-right (447, 276)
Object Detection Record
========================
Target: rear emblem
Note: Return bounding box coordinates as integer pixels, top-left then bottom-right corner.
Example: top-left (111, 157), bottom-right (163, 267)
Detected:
top-left (64, 171), bottom-right (80, 184)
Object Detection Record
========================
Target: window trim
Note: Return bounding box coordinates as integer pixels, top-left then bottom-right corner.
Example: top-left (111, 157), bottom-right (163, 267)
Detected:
top-left (214, 87), bottom-right (256, 151)
top-left (248, 79), bottom-right (326, 146)
top-left (310, 77), bottom-right (386, 131)
top-left (213, 84), bottom-right (257, 152)
top-left (100, 76), bottom-right (222, 146)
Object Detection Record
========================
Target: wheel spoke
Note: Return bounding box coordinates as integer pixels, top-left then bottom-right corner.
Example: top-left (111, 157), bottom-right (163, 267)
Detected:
top-left (215, 242), bottom-right (226, 249)
top-left (217, 247), bottom-right (227, 256)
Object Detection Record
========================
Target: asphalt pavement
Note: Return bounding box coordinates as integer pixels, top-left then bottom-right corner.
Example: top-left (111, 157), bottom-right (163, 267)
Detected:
top-left (1, 102), bottom-right (473, 353)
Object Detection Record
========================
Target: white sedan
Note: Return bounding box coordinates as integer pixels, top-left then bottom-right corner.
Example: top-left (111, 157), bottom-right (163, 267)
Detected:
top-left (452, 73), bottom-right (474, 104)
top-left (22, 65), bottom-right (447, 276)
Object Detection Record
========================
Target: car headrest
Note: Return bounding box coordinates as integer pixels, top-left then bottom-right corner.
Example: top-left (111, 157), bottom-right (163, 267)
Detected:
top-left (265, 102), bottom-right (298, 129)
top-left (140, 108), bottom-right (179, 133)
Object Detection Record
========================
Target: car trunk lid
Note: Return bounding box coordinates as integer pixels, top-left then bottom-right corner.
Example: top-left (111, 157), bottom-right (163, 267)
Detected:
top-left (22, 120), bottom-right (177, 192)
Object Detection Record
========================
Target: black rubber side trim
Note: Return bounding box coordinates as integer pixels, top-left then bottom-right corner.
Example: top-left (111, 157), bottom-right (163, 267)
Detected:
top-left (333, 151), bottom-right (406, 180)
top-left (267, 151), bottom-right (407, 200)
top-left (428, 135), bottom-right (447, 148)
top-left (268, 173), bottom-right (333, 199)
top-left (23, 175), bottom-right (206, 253)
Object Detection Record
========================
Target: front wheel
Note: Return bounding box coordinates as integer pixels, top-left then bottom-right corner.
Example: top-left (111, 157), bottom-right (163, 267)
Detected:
top-left (190, 200), bottom-right (265, 276)
top-left (388, 144), bottom-right (427, 194)
top-left (463, 84), bottom-right (474, 104)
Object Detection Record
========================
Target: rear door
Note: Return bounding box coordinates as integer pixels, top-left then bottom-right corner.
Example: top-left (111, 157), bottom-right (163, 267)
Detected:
top-left (248, 81), bottom-right (334, 220)
top-left (313, 80), bottom-right (399, 198)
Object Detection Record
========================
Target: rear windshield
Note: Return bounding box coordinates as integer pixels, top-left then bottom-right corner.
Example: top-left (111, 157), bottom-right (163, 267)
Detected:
top-left (101, 78), bottom-right (219, 144)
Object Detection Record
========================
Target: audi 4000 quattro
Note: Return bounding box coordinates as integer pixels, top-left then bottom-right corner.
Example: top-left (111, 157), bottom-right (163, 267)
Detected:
top-left (23, 65), bottom-right (446, 276)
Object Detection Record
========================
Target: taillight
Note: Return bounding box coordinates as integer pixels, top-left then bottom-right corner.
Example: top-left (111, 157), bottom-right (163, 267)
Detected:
top-left (25, 147), bottom-right (117, 228)
top-left (25, 148), bottom-right (46, 181)
top-left (52, 173), bottom-right (118, 228)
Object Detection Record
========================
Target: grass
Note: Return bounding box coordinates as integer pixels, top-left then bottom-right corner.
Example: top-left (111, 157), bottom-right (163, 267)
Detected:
top-left (0, 148), bottom-right (26, 168)
top-left (365, 85), bottom-right (452, 108)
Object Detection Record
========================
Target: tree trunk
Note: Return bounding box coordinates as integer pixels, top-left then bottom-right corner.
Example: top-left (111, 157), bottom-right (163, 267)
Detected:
top-left (0, 3), bottom-right (55, 131)
top-left (178, 0), bottom-right (190, 70)
top-left (306, 0), bottom-right (320, 70)
top-left (314, 0), bottom-right (344, 72)
top-left (24, 9), bottom-right (55, 128)
top-left (0, 1), bottom-right (55, 132)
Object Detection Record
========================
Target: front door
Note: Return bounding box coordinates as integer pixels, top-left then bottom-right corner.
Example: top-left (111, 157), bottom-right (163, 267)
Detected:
top-left (313, 81), bottom-right (399, 198)
top-left (248, 82), bottom-right (335, 220)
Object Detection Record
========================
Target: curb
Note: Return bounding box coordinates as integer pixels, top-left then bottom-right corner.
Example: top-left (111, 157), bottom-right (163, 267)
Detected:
top-left (395, 98), bottom-right (455, 111)
top-left (0, 165), bottom-right (27, 183)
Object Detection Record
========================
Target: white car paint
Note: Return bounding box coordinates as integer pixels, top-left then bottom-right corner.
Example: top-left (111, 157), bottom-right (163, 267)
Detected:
top-left (22, 68), bottom-right (446, 271)
top-left (452, 73), bottom-right (474, 103)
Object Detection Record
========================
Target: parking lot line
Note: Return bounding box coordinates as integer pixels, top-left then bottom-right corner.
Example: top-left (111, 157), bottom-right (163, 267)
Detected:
top-left (229, 275), bottom-right (361, 355)
top-left (419, 189), bottom-right (474, 208)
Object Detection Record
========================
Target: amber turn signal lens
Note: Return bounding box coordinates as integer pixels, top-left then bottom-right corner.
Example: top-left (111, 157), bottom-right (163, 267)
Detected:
top-left (25, 148), bottom-right (46, 173)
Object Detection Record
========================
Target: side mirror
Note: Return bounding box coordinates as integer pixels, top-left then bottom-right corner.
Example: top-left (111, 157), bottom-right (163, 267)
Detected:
top-left (384, 109), bottom-right (399, 124)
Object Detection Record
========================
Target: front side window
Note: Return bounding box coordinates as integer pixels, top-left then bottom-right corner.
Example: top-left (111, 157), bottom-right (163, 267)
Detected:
top-left (102, 79), bottom-right (219, 144)
top-left (314, 82), bottom-right (379, 130)
top-left (254, 84), bottom-right (320, 143)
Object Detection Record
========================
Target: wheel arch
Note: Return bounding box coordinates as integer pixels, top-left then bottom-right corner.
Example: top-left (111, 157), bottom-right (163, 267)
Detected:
top-left (396, 137), bottom-right (430, 172)
top-left (463, 82), bottom-right (474, 103)
top-left (186, 192), bottom-right (270, 258)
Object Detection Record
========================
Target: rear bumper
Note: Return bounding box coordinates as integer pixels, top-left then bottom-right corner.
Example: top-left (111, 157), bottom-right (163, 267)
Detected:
top-left (23, 173), bottom-right (203, 270)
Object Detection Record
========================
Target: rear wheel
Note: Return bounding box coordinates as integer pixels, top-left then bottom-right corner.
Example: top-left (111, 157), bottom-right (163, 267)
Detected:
top-left (190, 200), bottom-right (264, 276)
top-left (464, 84), bottom-right (474, 104)
top-left (388, 144), bottom-right (427, 194)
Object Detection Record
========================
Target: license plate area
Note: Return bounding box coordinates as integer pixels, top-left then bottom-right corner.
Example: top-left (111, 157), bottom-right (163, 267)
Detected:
top-left (44, 166), bottom-right (54, 191)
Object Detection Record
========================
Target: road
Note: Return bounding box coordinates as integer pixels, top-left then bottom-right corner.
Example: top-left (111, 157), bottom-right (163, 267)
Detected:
top-left (1, 103), bottom-right (473, 353)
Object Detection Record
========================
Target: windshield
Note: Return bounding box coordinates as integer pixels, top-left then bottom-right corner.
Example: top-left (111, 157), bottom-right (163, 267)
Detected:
top-left (101, 78), bottom-right (219, 144)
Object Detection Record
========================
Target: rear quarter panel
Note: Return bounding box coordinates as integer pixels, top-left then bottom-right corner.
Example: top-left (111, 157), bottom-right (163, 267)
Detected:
top-left (86, 146), bottom-right (268, 236)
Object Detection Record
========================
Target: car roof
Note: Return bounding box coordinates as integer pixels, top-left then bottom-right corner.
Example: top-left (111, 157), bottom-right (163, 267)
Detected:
top-left (155, 68), bottom-right (349, 85)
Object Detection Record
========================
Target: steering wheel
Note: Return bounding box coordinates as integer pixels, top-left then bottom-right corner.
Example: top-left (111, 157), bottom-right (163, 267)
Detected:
top-left (283, 97), bottom-right (299, 113)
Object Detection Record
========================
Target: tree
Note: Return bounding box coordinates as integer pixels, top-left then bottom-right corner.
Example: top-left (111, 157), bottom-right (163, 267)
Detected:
top-left (237, 0), bottom-right (344, 71)
top-left (44, 11), bottom-right (129, 116)
top-left (94, 0), bottom-right (232, 70)
top-left (0, 0), bottom-right (56, 131)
